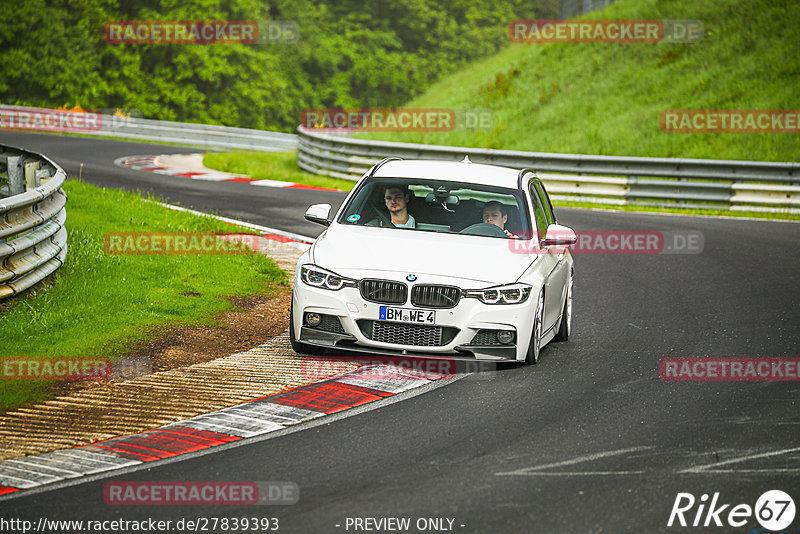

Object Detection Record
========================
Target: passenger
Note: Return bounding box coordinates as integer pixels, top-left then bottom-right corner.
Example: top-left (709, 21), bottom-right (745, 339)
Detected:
top-left (482, 201), bottom-right (516, 238)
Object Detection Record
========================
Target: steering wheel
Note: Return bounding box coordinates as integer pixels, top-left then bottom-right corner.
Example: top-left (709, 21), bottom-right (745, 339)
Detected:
top-left (459, 223), bottom-right (508, 237)
top-left (364, 205), bottom-right (396, 227)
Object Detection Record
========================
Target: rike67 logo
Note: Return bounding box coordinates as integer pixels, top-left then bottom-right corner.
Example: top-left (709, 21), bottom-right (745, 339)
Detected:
top-left (668, 490), bottom-right (795, 531)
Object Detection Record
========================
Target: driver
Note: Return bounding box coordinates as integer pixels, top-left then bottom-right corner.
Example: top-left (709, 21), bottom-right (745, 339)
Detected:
top-left (482, 201), bottom-right (516, 238)
top-left (368, 185), bottom-right (416, 228)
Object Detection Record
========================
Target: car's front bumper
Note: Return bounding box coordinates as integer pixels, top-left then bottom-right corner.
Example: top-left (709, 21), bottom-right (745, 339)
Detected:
top-left (298, 325), bottom-right (517, 360)
top-left (291, 278), bottom-right (536, 362)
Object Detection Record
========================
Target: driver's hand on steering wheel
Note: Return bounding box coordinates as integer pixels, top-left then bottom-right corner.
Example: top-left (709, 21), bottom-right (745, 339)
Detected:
top-left (504, 229), bottom-right (518, 238)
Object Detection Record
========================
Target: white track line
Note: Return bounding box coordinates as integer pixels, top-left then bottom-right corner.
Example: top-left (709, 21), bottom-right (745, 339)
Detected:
top-left (496, 446), bottom-right (654, 476)
top-left (680, 446), bottom-right (800, 473)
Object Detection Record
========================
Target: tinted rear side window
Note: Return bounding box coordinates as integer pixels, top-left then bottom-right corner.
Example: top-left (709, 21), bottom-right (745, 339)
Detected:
top-left (534, 182), bottom-right (555, 226)
top-left (528, 183), bottom-right (548, 239)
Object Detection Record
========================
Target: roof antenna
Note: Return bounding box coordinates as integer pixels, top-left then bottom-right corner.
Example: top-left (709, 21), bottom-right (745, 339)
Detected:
top-left (461, 155), bottom-right (472, 164)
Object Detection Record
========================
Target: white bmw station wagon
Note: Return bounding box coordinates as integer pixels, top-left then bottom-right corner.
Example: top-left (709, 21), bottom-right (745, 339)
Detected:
top-left (290, 157), bottom-right (577, 364)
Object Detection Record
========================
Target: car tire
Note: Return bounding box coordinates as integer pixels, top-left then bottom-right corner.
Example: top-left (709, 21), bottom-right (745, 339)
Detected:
top-left (289, 302), bottom-right (326, 356)
top-left (525, 290), bottom-right (545, 364)
top-left (553, 273), bottom-right (572, 342)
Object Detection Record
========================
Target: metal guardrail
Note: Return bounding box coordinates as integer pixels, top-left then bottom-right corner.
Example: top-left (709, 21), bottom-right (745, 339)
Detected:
top-left (2, 105), bottom-right (796, 213)
top-left (93, 115), bottom-right (298, 151)
top-left (0, 145), bottom-right (67, 300)
top-left (296, 127), bottom-right (800, 213)
top-left (0, 105), bottom-right (298, 152)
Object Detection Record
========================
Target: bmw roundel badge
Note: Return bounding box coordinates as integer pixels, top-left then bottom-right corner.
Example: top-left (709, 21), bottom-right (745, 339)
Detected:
top-left (406, 274), bottom-right (417, 282)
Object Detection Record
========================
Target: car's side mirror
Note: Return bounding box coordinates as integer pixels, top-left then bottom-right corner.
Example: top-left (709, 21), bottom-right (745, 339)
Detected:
top-left (304, 204), bottom-right (332, 226)
top-left (543, 224), bottom-right (577, 247)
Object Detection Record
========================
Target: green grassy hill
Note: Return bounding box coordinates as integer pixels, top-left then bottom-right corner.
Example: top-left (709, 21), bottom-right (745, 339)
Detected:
top-left (361, 0), bottom-right (800, 161)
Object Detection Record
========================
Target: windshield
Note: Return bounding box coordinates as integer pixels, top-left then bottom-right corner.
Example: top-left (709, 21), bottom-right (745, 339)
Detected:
top-left (337, 177), bottom-right (531, 238)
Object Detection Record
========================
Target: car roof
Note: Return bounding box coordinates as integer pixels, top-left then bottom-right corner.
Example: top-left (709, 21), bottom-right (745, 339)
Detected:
top-left (371, 159), bottom-right (523, 190)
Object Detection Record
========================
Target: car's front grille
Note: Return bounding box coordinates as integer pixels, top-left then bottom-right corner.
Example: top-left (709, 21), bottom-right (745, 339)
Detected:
top-left (468, 329), bottom-right (504, 346)
top-left (358, 320), bottom-right (458, 347)
top-left (359, 279), bottom-right (407, 304)
top-left (411, 285), bottom-right (461, 308)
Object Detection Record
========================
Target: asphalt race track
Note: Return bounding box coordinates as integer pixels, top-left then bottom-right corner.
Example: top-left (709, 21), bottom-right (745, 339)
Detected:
top-left (0, 131), bottom-right (345, 238)
top-left (2, 132), bottom-right (799, 533)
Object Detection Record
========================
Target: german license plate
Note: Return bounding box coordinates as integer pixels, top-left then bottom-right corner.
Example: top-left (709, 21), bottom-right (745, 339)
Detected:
top-left (379, 306), bottom-right (435, 324)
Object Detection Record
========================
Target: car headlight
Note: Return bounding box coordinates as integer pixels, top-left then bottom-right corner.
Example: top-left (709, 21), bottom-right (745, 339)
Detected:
top-left (300, 265), bottom-right (357, 291)
top-left (465, 283), bottom-right (532, 305)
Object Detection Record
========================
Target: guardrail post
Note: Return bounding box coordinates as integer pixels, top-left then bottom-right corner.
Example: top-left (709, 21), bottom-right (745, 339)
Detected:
top-left (8, 155), bottom-right (23, 195)
top-left (36, 168), bottom-right (51, 184)
top-left (25, 161), bottom-right (41, 190)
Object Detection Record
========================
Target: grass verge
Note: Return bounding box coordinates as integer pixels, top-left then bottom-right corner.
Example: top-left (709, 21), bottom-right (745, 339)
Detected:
top-left (203, 150), bottom-right (357, 191)
top-left (0, 179), bottom-right (287, 411)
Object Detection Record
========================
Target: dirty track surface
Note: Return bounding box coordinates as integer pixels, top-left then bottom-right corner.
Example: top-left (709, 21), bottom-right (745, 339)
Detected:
top-left (0, 330), bottom-right (359, 460)
top-left (0, 240), bottom-right (357, 461)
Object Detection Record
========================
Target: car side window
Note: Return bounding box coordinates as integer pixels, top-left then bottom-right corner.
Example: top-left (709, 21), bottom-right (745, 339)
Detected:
top-left (534, 182), bottom-right (555, 226)
top-left (528, 183), bottom-right (548, 240)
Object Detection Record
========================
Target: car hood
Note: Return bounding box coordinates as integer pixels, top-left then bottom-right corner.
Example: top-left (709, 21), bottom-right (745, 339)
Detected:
top-left (310, 224), bottom-right (536, 285)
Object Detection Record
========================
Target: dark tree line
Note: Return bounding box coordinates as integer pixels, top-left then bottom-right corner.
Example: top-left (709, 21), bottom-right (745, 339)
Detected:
top-left (0, 0), bottom-right (557, 131)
